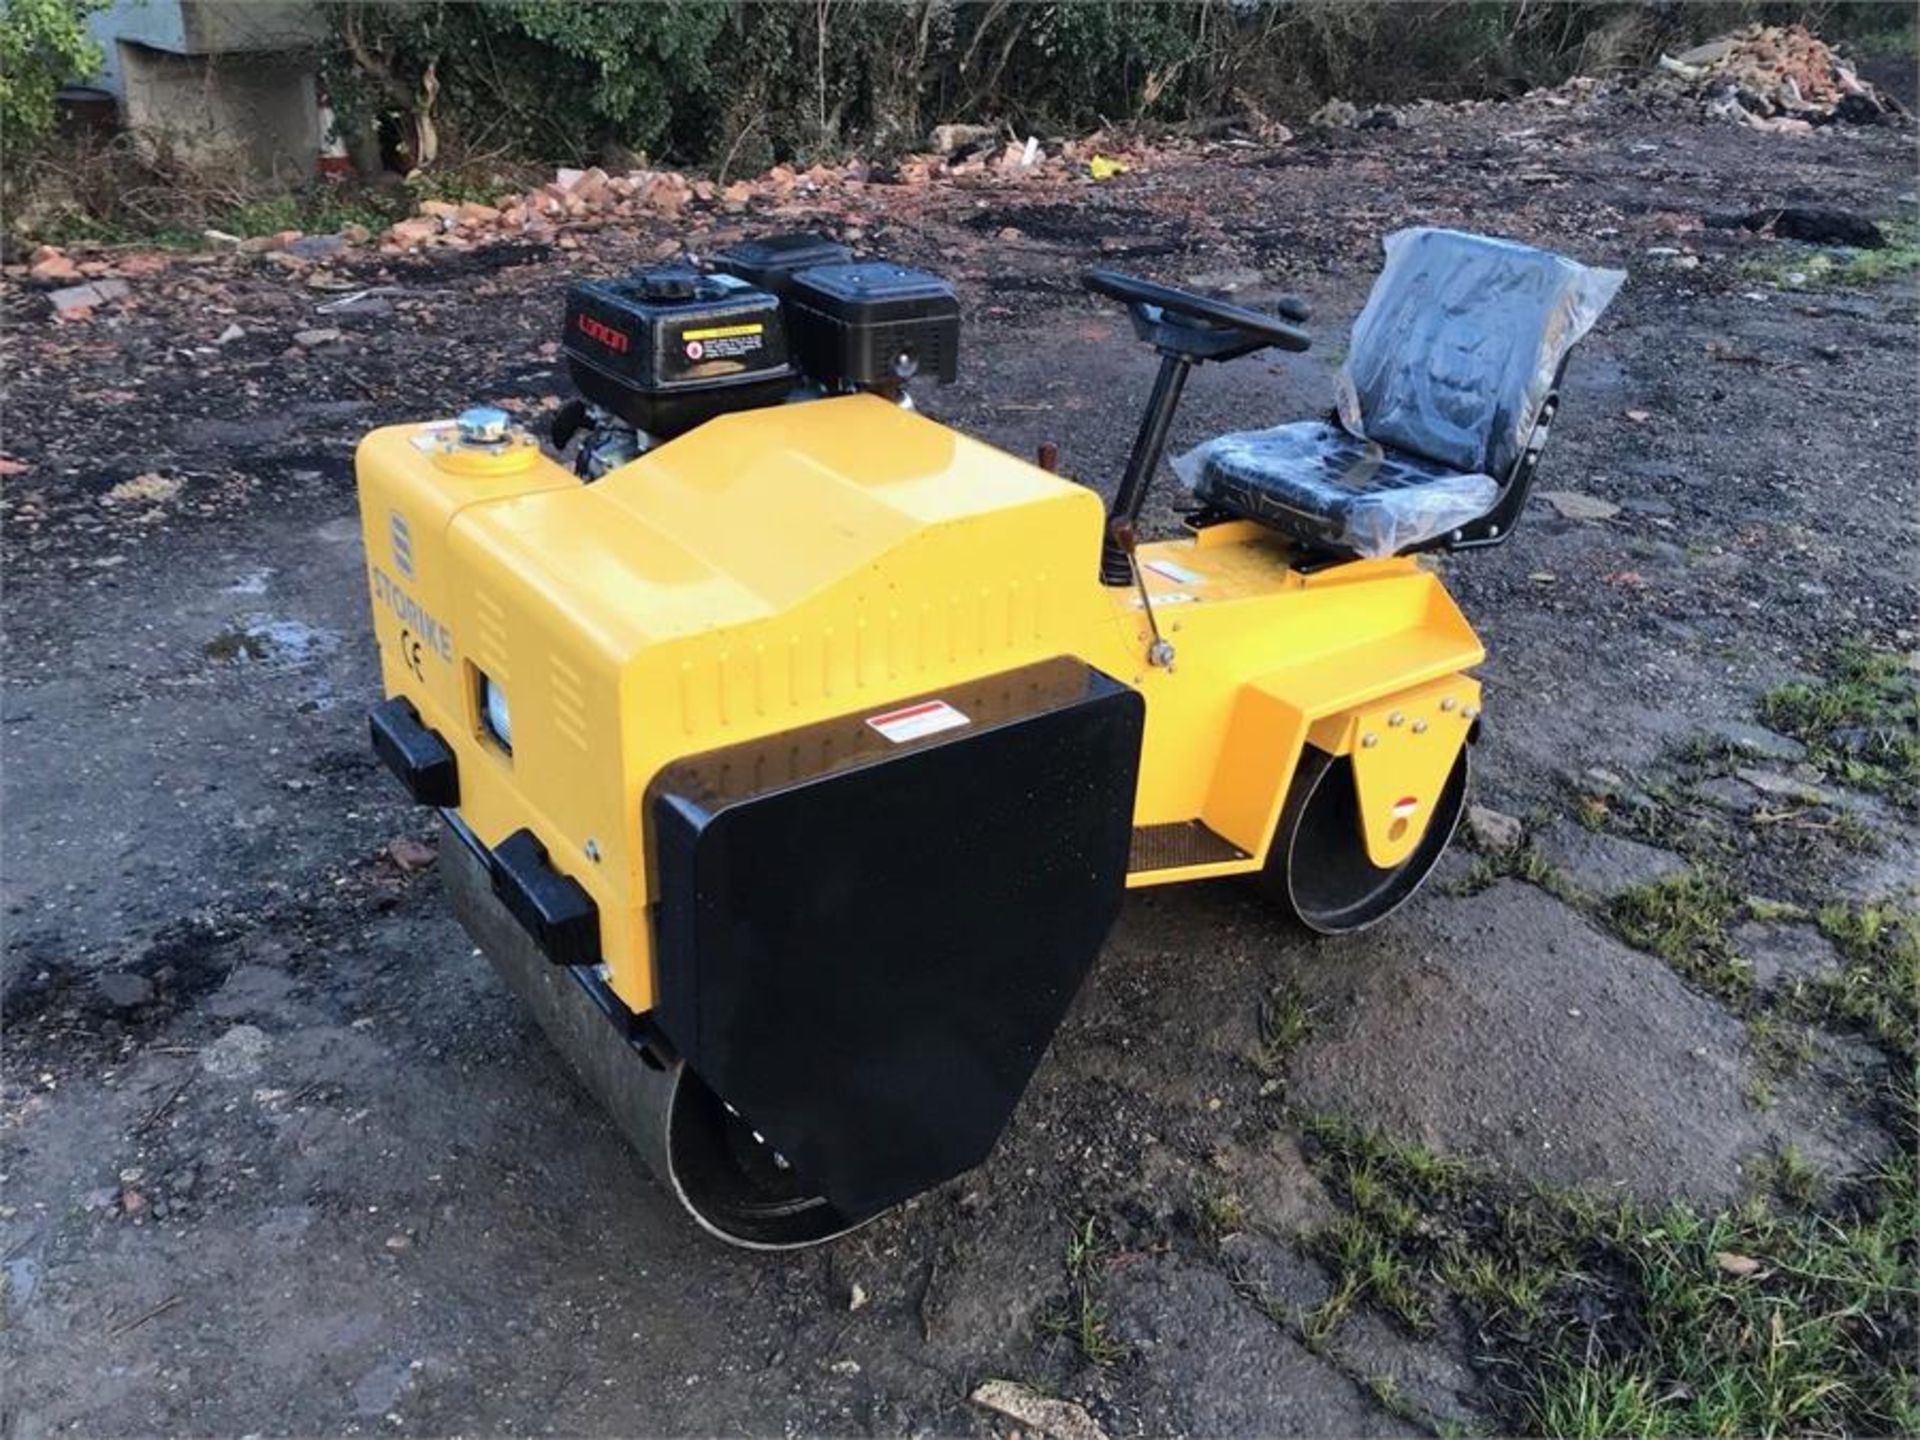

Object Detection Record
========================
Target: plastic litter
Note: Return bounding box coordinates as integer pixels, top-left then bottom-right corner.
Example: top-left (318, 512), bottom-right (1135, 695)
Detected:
top-left (1088, 155), bottom-right (1130, 181)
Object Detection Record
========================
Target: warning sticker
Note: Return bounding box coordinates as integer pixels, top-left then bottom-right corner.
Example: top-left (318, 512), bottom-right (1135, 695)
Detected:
top-left (680, 322), bottom-right (765, 361)
top-left (683, 322), bottom-right (764, 341)
top-left (865, 699), bottom-right (971, 744)
top-left (1144, 558), bottom-right (1202, 585)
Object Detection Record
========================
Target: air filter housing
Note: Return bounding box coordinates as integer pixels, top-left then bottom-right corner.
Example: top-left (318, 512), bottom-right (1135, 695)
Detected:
top-left (787, 262), bottom-right (961, 390)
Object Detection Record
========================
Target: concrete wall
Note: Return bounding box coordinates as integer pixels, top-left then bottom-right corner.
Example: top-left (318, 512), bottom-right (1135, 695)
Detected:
top-left (86, 1), bottom-right (327, 180)
top-left (117, 42), bottom-right (321, 179)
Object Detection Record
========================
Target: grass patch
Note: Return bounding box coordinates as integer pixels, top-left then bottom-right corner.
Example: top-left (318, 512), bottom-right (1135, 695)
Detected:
top-left (1195, 1180), bottom-right (1250, 1247)
top-left (1739, 217), bottom-right (1920, 291)
top-left (1297, 1114), bottom-right (1920, 1438)
top-left (1253, 977), bottom-right (1317, 1079)
top-left (1039, 1215), bottom-right (1128, 1367)
top-left (216, 190), bottom-right (397, 240)
top-left (1745, 1010), bottom-right (1818, 1093)
top-left (1761, 643), bottom-right (1920, 799)
top-left (25, 163), bottom-right (406, 248)
top-left (405, 170), bottom-right (526, 208)
top-left (1812, 901), bottom-right (1920, 1059)
top-left (1606, 869), bottom-right (1752, 1002)
top-left (1452, 843), bottom-right (1566, 899)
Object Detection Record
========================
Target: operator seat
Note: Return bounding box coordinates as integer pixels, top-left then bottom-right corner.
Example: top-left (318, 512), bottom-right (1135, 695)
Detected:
top-left (1177, 228), bottom-right (1625, 558)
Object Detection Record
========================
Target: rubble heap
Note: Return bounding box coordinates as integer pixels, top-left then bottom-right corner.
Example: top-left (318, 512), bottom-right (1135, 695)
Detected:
top-left (373, 132), bottom-right (1107, 255)
top-left (1649, 24), bottom-right (1907, 134)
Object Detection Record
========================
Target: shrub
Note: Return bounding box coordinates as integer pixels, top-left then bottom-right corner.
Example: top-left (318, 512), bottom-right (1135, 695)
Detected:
top-left (0, 0), bottom-right (104, 143)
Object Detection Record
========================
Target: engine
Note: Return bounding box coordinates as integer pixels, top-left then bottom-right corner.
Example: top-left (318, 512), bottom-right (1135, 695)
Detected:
top-left (553, 233), bottom-right (961, 479)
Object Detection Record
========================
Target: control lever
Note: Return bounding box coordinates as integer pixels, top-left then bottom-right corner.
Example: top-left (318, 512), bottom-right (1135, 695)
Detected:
top-left (1110, 520), bottom-right (1175, 670)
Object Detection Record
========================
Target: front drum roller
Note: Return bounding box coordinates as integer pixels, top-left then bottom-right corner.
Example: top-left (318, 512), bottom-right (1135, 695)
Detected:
top-left (1262, 744), bottom-right (1470, 934)
top-left (438, 816), bottom-right (867, 1250)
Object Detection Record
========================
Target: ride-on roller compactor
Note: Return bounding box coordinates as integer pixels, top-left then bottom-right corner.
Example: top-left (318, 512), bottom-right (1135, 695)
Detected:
top-left (358, 228), bottom-right (1622, 1248)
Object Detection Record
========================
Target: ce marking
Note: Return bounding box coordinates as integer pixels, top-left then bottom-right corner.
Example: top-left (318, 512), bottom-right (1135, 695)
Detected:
top-left (397, 627), bottom-right (426, 682)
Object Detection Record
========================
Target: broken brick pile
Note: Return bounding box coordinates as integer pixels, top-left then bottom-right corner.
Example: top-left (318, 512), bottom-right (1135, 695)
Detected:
top-left (1648, 24), bottom-right (1907, 135)
top-left (372, 132), bottom-right (1105, 256)
top-left (9, 130), bottom-right (1140, 319)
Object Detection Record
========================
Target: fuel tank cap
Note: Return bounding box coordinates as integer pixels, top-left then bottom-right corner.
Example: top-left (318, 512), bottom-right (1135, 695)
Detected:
top-left (456, 406), bottom-right (512, 446)
top-left (419, 409), bottom-right (538, 477)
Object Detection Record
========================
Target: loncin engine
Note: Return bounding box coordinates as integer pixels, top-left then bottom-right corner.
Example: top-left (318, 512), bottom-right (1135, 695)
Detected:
top-left (553, 233), bottom-right (961, 478)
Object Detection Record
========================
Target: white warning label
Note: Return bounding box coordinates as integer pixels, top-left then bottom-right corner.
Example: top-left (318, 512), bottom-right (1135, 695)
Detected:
top-left (865, 698), bottom-right (971, 744)
top-left (1144, 558), bottom-right (1202, 584)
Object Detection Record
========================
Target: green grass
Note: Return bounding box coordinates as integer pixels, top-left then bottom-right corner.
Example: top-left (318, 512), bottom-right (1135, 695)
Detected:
top-left (29, 183), bottom-right (402, 248)
top-left (1195, 1181), bottom-right (1250, 1246)
top-left (216, 191), bottom-right (393, 239)
top-left (28, 217), bottom-right (206, 248)
top-left (1452, 843), bottom-right (1566, 898)
top-left (1296, 1114), bottom-right (1920, 1438)
top-left (404, 170), bottom-right (524, 208)
top-left (1040, 1215), bottom-right (1129, 1367)
top-left (1761, 643), bottom-right (1920, 799)
top-left (1740, 217), bottom-right (1920, 291)
top-left (1253, 977), bottom-right (1317, 1078)
top-left (1810, 901), bottom-right (1920, 1059)
top-left (1606, 869), bottom-right (1753, 1002)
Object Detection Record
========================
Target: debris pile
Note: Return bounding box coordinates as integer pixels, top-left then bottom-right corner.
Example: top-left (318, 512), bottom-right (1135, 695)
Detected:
top-left (5, 130), bottom-right (1154, 315)
top-left (1650, 24), bottom-right (1907, 134)
top-left (371, 131), bottom-right (1113, 255)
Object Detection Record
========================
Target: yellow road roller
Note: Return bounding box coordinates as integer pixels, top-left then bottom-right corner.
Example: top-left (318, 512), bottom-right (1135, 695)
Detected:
top-left (358, 228), bottom-right (1622, 1247)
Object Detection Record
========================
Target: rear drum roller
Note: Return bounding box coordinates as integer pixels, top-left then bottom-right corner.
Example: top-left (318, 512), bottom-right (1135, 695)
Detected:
top-left (1263, 745), bottom-right (1469, 934)
top-left (438, 815), bottom-right (867, 1250)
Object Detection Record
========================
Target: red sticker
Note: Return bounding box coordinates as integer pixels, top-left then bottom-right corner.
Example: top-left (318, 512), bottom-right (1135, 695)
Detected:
top-left (865, 699), bottom-right (970, 744)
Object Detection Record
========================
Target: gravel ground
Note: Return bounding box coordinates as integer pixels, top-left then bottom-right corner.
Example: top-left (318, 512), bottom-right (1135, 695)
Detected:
top-left (4, 98), bottom-right (1916, 1437)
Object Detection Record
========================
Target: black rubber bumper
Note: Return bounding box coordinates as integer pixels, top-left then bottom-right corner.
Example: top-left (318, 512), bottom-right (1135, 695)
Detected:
top-left (369, 697), bottom-right (459, 807)
top-left (368, 699), bottom-right (597, 968)
top-left (489, 828), bottom-right (601, 967)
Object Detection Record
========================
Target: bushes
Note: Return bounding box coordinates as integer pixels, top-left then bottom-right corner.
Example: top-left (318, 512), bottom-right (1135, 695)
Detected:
top-left (0, 0), bottom-right (104, 142)
top-left (317, 1), bottom-right (1911, 172)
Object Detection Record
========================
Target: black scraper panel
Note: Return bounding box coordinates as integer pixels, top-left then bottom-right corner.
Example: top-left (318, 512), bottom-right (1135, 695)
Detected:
top-left (647, 657), bottom-right (1143, 1221)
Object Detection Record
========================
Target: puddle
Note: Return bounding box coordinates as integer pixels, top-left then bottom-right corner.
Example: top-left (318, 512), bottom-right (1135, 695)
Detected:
top-left (204, 617), bottom-right (341, 670)
top-left (3, 1255), bottom-right (40, 1310)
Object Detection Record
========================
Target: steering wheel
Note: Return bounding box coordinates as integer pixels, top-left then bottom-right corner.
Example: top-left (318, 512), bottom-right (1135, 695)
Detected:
top-left (1083, 269), bottom-right (1311, 354)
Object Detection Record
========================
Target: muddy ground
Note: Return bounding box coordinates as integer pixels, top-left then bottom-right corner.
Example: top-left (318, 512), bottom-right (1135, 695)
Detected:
top-left (3, 99), bottom-right (1916, 1437)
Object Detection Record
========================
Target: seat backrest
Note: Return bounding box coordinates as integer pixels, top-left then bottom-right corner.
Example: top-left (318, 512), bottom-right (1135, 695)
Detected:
top-left (1334, 228), bottom-right (1624, 479)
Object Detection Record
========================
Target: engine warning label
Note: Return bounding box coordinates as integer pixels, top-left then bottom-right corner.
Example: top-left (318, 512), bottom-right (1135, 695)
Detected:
top-left (681, 322), bottom-right (764, 361)
top-left (866, 699), bottom-right (970, 744)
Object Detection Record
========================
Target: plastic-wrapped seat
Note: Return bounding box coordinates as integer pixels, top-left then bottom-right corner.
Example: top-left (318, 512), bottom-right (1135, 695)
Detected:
top-left (1174, 228), bottom-right (1625, 558)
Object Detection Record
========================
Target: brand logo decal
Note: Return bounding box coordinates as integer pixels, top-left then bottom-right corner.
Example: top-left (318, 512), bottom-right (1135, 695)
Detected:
top-left (577, 313), bottom-right (630, 353)
top-left (389, 510), bottom-right (415, 578)
top-left (370, 565), bottom-right (454, 682)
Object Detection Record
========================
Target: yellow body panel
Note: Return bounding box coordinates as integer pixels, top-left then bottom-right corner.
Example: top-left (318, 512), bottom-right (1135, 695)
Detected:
top-left (356, 394), bottom-right (1485, 1010)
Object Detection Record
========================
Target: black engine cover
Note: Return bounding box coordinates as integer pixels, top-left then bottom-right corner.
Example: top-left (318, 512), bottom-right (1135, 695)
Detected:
top-left (647, 657), bottom-right (1143, 1221)
top-left (563, 266), bottom-right (795, 438)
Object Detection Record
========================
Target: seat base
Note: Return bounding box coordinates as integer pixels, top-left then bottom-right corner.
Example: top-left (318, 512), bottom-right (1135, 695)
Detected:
top-left (1176, 420), bottom-right (1500, 560)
